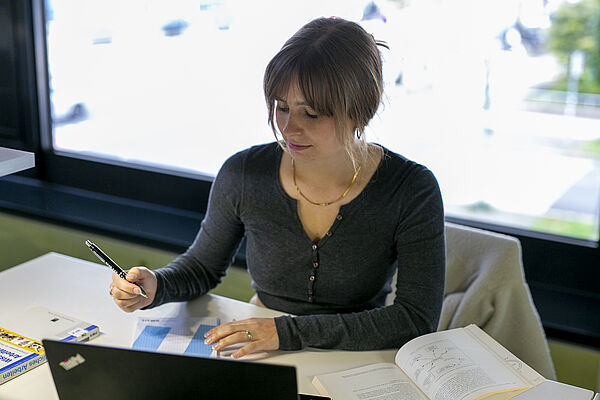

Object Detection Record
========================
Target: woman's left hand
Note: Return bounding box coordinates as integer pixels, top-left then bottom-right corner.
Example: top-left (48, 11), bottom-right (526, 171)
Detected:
top-left (204, 318), bottom-right (279, 358)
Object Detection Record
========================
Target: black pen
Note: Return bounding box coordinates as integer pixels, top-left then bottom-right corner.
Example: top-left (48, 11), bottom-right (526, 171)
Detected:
top-left (85, 240), bottom-right (148, 298)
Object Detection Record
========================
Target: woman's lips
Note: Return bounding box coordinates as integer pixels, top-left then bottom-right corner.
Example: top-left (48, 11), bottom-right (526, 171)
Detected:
top-left (288, 142), bottom-right (312, 151)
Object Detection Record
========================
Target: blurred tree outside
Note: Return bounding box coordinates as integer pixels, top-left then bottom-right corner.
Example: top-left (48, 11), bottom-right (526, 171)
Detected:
top-left (547, 0), bottom-right (600, 94)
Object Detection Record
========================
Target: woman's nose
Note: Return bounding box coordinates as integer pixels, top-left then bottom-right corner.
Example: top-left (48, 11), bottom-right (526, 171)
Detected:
top-left (282, 114), bottom-right (300, 134)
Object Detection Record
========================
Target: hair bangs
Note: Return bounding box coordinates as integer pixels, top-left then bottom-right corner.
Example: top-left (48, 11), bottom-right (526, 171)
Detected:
top-left (295, 54), bottom-right (340, 118)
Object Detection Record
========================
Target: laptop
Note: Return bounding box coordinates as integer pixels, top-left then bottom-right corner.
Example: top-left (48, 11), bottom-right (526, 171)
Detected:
top-left (43, 339), bottom-right (329, 400)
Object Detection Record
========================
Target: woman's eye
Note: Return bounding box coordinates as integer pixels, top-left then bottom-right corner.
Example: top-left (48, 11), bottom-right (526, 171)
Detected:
top-left (305, 111), bottom-right (318, 119)
top-left (277, 106), bottom-right (289, 113)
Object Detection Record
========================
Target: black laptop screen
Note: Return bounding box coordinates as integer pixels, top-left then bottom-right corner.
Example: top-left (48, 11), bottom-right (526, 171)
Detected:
top-left (43, 339), bottom-right (299, 400)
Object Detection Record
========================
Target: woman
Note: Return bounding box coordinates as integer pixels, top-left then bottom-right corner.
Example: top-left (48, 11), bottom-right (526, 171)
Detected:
top-left (109, 17), bottom-right (445, 359)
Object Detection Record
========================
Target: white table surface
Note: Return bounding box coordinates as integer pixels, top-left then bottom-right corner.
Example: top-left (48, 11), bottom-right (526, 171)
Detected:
top-left (0, 253), bottom-right (595, 400)
top-left (0, 147), bottom-right (35, 177)
top-left (0, 253), bottom-right (396, 399)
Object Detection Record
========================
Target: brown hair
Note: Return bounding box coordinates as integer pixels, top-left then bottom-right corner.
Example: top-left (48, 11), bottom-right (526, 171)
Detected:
top-left (263, 17), bottom-right (387, 169)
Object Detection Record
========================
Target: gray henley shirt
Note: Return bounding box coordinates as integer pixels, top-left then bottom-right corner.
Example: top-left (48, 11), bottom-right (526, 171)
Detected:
top-left (147, 142), bottom-right (445, 351)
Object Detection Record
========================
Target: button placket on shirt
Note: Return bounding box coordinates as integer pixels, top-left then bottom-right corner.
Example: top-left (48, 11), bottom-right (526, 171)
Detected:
top-left (308, 246), bottom-right (318, 302)
top-left (306, 213), bottom-right (343, 303)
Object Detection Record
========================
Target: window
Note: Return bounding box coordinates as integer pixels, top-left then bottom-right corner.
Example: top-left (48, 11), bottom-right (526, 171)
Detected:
top-left (45, 0), bottom-right (600, 242)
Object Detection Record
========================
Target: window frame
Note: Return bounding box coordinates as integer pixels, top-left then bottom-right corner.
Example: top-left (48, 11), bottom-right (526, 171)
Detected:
top-left (1, 0), bottom-right (598, 347)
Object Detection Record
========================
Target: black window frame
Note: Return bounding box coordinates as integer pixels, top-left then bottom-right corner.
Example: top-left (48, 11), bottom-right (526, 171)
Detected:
top-left (1, 0), bottom-right (599, 347)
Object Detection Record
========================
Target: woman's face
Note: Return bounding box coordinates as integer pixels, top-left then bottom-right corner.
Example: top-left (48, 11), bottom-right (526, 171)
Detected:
top-left (276, 84), bottom-right (347, 163)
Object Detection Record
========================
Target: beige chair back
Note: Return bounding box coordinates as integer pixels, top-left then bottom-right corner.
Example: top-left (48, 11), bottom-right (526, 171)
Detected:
top-left (387, 222), bottom-right (556, 379)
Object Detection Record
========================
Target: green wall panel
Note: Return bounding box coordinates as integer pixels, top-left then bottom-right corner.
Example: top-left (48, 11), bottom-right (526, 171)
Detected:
top-left (0, 212), bottom-right (254, 302)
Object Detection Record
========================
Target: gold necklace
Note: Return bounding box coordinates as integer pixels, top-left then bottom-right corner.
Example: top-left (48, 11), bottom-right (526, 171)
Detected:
top-left (292, 158), bottom-right (362, 207)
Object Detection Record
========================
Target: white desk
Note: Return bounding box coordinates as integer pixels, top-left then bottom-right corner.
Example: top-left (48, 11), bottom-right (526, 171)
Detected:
top-left (0, 147), bottom-right (35, 177)
top-left (0, 253), bottom-right (396, 399)
top-left (0, 253), bottom-right (595, 400)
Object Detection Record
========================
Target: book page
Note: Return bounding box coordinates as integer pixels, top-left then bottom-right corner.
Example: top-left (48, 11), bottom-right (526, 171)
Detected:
top-left (463, 325), bottom-right (544, 387)
top-left (394, 326), bottom-right (541, 400)
top-left (312, 363), bottom-right (427, 400)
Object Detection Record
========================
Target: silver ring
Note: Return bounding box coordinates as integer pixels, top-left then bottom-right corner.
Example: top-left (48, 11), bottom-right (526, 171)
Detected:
top-left (245, 330), bottom-right (253, 342)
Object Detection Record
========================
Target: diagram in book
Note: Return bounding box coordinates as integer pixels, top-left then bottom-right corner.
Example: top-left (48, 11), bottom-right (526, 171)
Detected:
top-left (409, 339), bottom-right (474, 389)
top-left (503, 357), bottom-right (523, 372)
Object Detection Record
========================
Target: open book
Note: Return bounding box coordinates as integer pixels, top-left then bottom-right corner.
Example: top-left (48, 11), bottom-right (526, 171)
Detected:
top-left (313, 324), bottom-right (545, 400)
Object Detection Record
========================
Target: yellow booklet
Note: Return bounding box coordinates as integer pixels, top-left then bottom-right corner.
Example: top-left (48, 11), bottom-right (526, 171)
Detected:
top-left (0, 326), bottom-right (45, 385)
top-left (313, 324), bottom-right (545, 400)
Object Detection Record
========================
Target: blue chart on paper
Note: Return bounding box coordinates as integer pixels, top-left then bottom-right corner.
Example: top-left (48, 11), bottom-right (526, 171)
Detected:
top-left (132, 321), bottom-right (215, 357)
top-left (132, 326), bottom-right (171, 352)
top-left (183, 324), bottom-right (213, 356)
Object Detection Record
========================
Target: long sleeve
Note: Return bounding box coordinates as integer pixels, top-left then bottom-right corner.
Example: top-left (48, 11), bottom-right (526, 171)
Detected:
top-left (144, 143), bottom-right (446, 353)
top-left (147, 152), bottom-right (246, 308)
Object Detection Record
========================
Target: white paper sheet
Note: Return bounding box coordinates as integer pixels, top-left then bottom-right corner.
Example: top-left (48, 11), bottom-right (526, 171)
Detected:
top-left (131, 317), bottom-right (219, 357)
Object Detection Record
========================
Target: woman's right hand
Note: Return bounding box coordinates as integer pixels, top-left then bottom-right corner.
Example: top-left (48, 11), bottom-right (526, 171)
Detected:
top-left (109, 267), bottom-right (157, 312)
